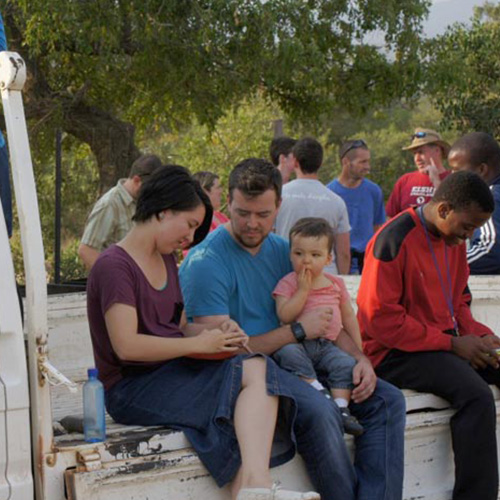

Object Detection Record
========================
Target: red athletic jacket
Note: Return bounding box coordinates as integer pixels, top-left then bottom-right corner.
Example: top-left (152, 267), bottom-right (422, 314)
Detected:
top-left (357, 208), bottom-right (493, 368)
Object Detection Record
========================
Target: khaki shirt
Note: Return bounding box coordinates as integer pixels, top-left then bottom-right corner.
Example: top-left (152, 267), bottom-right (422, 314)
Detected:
top-left (81, 179), bottom-right (135, 251)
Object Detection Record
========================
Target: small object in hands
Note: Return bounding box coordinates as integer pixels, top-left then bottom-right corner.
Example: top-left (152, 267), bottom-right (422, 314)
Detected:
top-left (242, 343), bottom-right (253, 354)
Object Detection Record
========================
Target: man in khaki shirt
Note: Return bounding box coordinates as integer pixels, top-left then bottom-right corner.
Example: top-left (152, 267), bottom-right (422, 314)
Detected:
top-left (78, 154), bottom-right (162, 270)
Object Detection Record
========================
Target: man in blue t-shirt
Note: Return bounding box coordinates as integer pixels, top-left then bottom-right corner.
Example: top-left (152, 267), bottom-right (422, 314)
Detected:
top-left (327, 140), bottom-right (385, 274)
top-left (180, 158), bottom-right (405, 500)
top-left (0, 11), bottom-right (12, 238)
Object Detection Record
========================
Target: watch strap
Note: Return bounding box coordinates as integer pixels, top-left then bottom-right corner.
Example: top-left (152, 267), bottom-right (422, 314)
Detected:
top-left (291, 321), bottom-right (306, 343)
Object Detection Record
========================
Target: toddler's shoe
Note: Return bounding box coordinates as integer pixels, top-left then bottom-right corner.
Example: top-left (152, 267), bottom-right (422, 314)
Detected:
top-left (340, 407), bottom-right (364, 436)
top-left (320, 388), bottom-right (332, 400)
top-left (237, 484), bottom-right (320, 499)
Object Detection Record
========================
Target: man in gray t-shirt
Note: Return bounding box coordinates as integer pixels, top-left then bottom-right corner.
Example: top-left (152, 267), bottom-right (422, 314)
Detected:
top-left (275, 137), bottom-right (351, 274)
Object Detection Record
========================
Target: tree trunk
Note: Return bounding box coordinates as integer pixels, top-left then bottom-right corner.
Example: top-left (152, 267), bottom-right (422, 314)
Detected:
top-left (62, 101), bottom-right (141, 194)
top-left (5, 7), bottom-right (140, 195)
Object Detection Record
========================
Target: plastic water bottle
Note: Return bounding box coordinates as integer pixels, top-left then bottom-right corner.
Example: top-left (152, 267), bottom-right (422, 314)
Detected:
top-left (83, 368), bottom-right (106, 443)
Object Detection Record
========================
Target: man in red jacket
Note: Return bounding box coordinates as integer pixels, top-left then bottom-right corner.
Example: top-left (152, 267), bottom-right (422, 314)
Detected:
top-left (358, 171), bottom-right (500, 500)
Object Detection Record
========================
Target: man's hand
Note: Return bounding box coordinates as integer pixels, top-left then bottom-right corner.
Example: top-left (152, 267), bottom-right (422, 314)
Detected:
top-left (481, 334), bottom-right (500, 350)
top-left (451, 336), bottom-right (499, 370)
top-left (351, 356), bottom-right (377, 403)
top-left (424, 158), bottom-right (441, 188)
top-left (300, 307), bottom-right (333, 340)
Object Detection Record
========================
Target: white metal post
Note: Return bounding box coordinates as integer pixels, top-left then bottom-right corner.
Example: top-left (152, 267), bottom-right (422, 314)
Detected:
top-left (0, 51), bottom-right (52, 500)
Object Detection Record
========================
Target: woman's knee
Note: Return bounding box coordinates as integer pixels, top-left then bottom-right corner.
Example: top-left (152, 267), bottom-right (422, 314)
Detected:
top-left (241, 356), bottom-right (267, 387)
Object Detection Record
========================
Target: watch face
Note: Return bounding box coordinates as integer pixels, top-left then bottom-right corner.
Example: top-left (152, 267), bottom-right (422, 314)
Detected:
top-left (292, 322), bottom-right (306, 342)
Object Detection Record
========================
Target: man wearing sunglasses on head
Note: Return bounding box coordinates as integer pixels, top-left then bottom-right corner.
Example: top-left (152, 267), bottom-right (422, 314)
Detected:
top-left (327, 140), bottom-right (385, 274)
top-left (386, 128), bottom-right (451, 218)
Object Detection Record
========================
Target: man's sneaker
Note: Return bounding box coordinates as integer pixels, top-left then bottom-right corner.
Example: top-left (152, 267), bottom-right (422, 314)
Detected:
top-left (236, 484), bottom-right (320, 499)
top-left (339, 406), bottom-right (364, 436)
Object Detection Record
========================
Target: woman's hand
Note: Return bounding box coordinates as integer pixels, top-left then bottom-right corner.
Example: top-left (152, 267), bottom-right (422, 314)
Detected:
top-left (220, 319), bottom-right (249, 348)
top-left (196, 328), bottom-right (248, 354)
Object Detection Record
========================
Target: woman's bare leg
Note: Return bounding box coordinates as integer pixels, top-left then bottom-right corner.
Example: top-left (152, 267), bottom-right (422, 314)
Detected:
top-left (230, 357), bottom-right (278, 499)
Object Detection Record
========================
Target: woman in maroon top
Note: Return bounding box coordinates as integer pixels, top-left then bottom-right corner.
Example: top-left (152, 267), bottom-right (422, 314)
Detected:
top-left (86, 165), bottom-right (319, 500)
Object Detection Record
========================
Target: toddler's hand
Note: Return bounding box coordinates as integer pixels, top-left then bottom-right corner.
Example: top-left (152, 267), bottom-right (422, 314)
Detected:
top-left (297, 268), bottom-right (313, 292)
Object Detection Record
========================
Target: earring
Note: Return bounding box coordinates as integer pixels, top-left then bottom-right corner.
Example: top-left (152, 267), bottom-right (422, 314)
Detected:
top-left (158, 212), bottom-right (165, 220)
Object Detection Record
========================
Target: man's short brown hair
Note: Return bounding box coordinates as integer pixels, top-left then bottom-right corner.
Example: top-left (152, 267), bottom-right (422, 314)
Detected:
top-left (129, 154), bottom-right (163, 179)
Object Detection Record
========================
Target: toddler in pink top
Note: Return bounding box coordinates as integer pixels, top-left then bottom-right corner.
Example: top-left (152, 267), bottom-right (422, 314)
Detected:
top-left (273, 217), bottom-right (364, 436)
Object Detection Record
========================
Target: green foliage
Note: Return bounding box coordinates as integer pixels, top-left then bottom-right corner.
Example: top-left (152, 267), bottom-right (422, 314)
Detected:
top-left (142, 95), bottom-right (281, 186)
top-left (11, 138), bottom-right (99, 283)
top-left (6, 0), bottom-right (430, 140)
top-left (2, 0), bottom-right (437, 281)
top-left (426, 2), bottom-right (500, 137)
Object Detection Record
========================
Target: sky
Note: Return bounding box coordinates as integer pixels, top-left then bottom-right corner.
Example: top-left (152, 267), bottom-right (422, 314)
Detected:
top-left (425, 0), bottom-right (487, 37)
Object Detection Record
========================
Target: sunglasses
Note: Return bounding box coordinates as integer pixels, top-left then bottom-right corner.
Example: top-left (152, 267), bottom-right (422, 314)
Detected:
top-left (340, 139), bottom-right (367, 159)
top-left (411, 131), bottom-right (438, 140)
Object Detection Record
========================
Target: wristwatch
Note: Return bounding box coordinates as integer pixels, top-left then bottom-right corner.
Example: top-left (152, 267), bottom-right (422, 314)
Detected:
top-left (291, 321), bottom-right (306, 343)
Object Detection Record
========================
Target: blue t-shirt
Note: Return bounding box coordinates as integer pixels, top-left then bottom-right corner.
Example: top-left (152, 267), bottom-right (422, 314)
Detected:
top-left (327, 178), bottom-right (385, 254)
top-left (179, 226), bottom-right (292, 336)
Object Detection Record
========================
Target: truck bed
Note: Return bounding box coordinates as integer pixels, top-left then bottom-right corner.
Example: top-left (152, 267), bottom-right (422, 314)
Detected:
top-left (45, 276), bottom-right (500, 499)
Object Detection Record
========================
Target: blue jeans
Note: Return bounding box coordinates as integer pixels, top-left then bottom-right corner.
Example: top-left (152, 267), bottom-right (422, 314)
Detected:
top-left (107, 357), bottom-right (405, 500)
top-left (273, 339), bottom-right (356, 390)
top-left (289, 374), bottom-right (405, 500)
top-left (350, 379), bottom-right (406, 500)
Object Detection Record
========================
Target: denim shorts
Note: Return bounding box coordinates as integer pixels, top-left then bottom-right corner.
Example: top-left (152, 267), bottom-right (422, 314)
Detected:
top-left (105, 354), bottom-right (298, 486)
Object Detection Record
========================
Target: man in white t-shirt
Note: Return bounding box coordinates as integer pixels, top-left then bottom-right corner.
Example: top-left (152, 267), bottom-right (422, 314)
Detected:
top-left (275, 137), bottom-right (351, 274)
top-left (270, 136), bottom-right (297, 184)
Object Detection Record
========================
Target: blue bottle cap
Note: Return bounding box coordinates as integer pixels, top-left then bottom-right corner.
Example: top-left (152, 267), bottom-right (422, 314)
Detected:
top-left (88, 368), bottom-right (98, 378)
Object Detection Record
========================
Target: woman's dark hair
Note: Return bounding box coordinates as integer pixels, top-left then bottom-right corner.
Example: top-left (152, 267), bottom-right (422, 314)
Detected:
top-left (133, 165), bottom-right (213, 247)
top-left (192, 171), bottom-right (219, 192)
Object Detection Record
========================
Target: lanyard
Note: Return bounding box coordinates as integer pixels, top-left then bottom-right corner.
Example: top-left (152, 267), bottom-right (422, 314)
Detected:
top-left (417, 207), bottom-right (458, 333)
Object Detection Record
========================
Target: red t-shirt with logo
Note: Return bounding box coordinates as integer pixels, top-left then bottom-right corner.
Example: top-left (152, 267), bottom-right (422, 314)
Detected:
top-left (386, 170), bottom-right (450, 218)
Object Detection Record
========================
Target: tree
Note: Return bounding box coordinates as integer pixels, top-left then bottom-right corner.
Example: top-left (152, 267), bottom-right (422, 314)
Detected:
top-left (3, 0), bottom-right (430, 192)
top-left (426, 2), bottom-right (500, 137)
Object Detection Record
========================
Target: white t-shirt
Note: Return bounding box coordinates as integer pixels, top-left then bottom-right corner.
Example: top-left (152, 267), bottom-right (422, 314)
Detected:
top-left (275, 179), bottom-right (350, 274)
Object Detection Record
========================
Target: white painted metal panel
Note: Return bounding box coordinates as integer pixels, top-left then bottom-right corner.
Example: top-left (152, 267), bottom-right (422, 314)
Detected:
top-left (0, 50), bottom-right (47, 500)
top-left (0, 382), bottom-right (9, 500)
top-left (65, 449), bottom-right (314, 500)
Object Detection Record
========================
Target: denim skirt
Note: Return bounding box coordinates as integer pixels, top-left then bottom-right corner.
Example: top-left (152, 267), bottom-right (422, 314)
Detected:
top-left (105, 354), bottom-right (298, 486)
